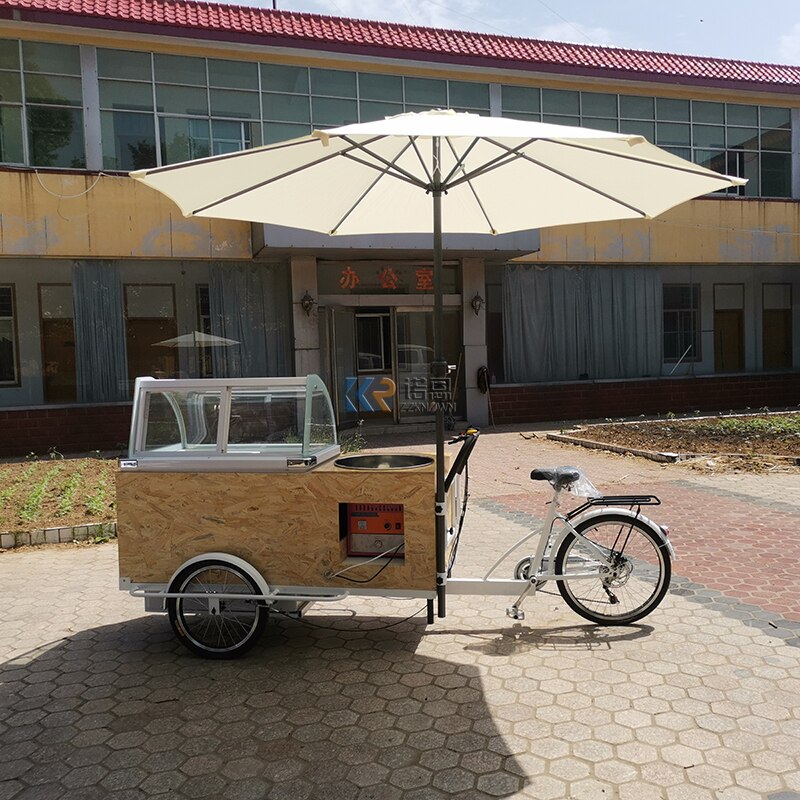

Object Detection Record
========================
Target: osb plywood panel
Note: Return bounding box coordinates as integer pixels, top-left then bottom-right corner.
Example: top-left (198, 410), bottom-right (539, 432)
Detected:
top-left (0, 172), bottom-right (251, 259)
top-left (117, 465), bottom-right (441, 591)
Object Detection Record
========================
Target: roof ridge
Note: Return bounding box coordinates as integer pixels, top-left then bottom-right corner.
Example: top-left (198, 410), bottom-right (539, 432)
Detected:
top-left (1, 0), bottom-right (799, 84)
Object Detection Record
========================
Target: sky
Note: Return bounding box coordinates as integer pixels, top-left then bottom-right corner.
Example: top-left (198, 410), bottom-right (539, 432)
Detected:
top-left (264, 0), bottom-right (800, 66)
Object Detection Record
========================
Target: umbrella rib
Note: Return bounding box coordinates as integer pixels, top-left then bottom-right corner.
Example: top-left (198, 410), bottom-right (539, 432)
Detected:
top-left (409, 137), bottom-right (434, 185)
top-left (442, 139), bottom-right (538, 190)
top-left (443, 137), bottom-right (497, 234)
top-left (339, 151), bottom-right (428, 190)
top-left (189, 135), bottom-right (387, 215)
top-left (340, 136), bottom-right (429, 189)
top-left (331, 140), bottom-right (418, 234)
top-left (441, 137), bottom-right (481, 187)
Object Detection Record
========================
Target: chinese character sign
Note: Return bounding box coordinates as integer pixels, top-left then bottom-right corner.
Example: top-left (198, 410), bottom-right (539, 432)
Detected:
top-left (415, 267), bottom-right (433, 291)
top-left (339, 266), bottom-right (360, 290)
top-left (379, 267), bottom-right (399, 290)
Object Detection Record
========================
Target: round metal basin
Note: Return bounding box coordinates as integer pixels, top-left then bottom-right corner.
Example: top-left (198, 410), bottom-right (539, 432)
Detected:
top-left (334, 454), bottom-right (433, 470)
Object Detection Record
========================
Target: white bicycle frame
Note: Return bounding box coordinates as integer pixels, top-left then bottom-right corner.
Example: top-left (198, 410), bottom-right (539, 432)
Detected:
top-left (446, 483), bottom-right (670, 600)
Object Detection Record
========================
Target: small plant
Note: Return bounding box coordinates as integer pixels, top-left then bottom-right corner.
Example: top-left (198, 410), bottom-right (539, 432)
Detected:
top-left (57, 470), bottom-right (84, 517)
top-left (48, 447), bottom-right (64, 460)
top-left (19, 465), bottom-right (61, 524)
top-left (85, 483), bottom-right (108, 516)
top-left (339, 420), bottom-right (367, 453)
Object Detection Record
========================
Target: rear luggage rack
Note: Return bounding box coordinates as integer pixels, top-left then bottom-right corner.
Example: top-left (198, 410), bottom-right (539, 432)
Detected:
top-left (567, 494), bottom-right (660, 519)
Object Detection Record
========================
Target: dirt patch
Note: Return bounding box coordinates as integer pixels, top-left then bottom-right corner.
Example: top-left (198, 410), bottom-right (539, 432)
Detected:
top-left (563, 413), bottom-right (800, 473)
top-left (0, 457), bottom-right (117, 532)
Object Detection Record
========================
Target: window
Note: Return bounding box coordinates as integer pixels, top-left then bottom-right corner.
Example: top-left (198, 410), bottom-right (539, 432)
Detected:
top-left (39, 284), bottom-right (76, 402)
top-left (0, 285), bottom-right (18, 384)
top-left (500, 83), bottom-right (793, 197)
top-left (0, 39), bottom-right (85, 167)
top-left (762, 284), bottom-right (792, 370)
top-left (663, 284), bottom-right (701, 362)
top-left (124, 284), bottom-right (177, 381)
top-left (196, 284), bottom-right (213, 377)
top-left (713, 284), bottom-right (745, 372)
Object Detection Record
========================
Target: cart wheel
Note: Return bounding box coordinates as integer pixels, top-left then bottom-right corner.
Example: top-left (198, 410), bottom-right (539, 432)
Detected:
top-left (513, 556), bottom-right (547, 588)
top-left (167, 559), bottom-right (267, 659)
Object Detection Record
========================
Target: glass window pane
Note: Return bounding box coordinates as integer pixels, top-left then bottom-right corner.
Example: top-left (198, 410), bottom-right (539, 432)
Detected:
top-left (726, 127), bottom-right (758, 150)
top-left (359, 100), bottom-right (402, 122)
top-left (760, 106), bottom-right (790, 128)
top-left (359, 73), bottom-right (402, 102)
top-left (582, 92), bottom-right (616, 117)
top-left (0, 39), bottom-right (19, 70)
top-left (260, 63), bottom-right (308, 94)
top-left (159, 116), bottom-right (209, 164)
top-left (664, 146), bottom-right (691, 161)
top-left (27, 106), bottom-right (85, 167)
top-left (694, 148), bottom-right (726, 173)
top-left (448, 81), bottom-right (489, 109)
top-left (23, 42), bottom-right (80, 75)
top-left (619, 119), bottom-right (655, 140)
top-left (619, 95), bottom-right (654, 119)
top-left (211, 119), bottom-right (258, 154)
top-left (101, 110), bottom-right (156, 170)
top-left (693, 125), bottom-right (725, 149)
top-left (263, 121), bottom-right (311, 144)
top-left (727, 104), bottom-right (757, 126)
top-left (207, 58), bottom-right (258, 90)
top-left (25, 75), bottom-right (82, 106)
top-left (154, 54), bottom-right (206, 86)
top-left (210, 88), bottom-right (259, 119)
top-left (404, 77), bottom-right (446, 106)
top-left (310, 68), bottom-right (356, 97)
top-left (543, 114), bottom-right (580, 127)
top-left (502, 109), bottom-right (540, 123)
top-left (0, 105), bottom-right (24, 163)
top-left (656, 122), bottom-right (690, 147)
top-left (656, 97), bottom-right (689, 121)
top-left (502, 85), bottom-right (539, 113)
top-left (0, 313), bottom-right (16, 382)
top-left (310, 96), bottom-right (357, 126)
top-left (761, 152), bottom-right (791, 197)
top-left (692, 101), bottom-right (724, 124)
top-left (0, 70), bottom-right (21, 103)
top-left (156, 84), bottom-right (208, 116)
top-left (262, 92), bottom-right (310, 123)
top-left (542, 88), bottom-right (579, 115)
top-left (760, 128), bottom-right (791, 151)
top-left (40, 285), bottom-right (74, 318)
top-left (726, 150), bottom-right (759, 196)
top-left (582, 117), bottom-right (618, 132)
top-left (97, 49), bottom-right (152, 82)
top-left (99, 79), bottom-right (154, 111)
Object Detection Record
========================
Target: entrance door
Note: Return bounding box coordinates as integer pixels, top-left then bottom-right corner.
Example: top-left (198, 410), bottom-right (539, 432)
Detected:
top-left (396, 309), bottom-right (462, 420)
top-left (354, 311), bottom-right (394, 423)
top-left (328, 307), bottom-right (359, 427)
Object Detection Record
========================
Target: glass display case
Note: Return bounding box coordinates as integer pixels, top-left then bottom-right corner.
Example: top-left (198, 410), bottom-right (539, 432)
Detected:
top-left (122, 375), bottom-right (339, 472)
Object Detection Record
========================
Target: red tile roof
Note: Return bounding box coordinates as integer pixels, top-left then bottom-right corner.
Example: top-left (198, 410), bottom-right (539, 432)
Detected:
top-left (2, 0), bottom-right (800, 91)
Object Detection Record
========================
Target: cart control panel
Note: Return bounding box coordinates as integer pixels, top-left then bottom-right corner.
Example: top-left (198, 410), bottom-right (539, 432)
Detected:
top-left (345, 503), bottom-right (404, 557)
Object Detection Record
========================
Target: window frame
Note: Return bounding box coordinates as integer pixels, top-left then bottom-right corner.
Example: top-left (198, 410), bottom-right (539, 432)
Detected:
top-left (662, 283), bottom-right (702, 364)
top-left (0, 284), bottom-right (20, 386)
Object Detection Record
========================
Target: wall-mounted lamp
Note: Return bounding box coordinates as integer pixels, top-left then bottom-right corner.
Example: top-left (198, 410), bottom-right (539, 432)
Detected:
top-left (300, 290), bottom-right (316, 316)
top-left (470, 293), bottom-right (485, 316)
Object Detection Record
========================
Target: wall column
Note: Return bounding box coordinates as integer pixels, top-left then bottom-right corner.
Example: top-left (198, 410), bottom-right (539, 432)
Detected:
top-left (291, 255), bottom-right (320, 376)
top-left (461, 258), bottom-right (489, 427)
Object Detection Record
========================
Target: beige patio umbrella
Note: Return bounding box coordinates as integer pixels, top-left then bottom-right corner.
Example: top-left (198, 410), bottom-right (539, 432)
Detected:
top-left (131, 109), bottom-right (745, 616)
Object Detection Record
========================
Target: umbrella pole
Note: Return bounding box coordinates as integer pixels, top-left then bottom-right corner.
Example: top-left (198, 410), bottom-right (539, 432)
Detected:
top-left (432, 136), bottom-right (446, 619)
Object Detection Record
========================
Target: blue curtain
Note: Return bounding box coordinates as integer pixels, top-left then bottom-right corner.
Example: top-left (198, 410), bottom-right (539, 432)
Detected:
top-left (72, 260), bottom-right (129, 402)
top-left (503, 264), bottom-right (663, 383)
top-left (209, 263), bottom-right (292, 377)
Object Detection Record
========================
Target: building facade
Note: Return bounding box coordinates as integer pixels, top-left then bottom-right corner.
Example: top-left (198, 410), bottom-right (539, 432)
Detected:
top-left (0, 0), bottom-right (798, 455)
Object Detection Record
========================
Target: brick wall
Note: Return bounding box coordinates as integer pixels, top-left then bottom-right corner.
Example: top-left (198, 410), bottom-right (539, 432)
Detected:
top-left (0, 404), bottom-right (133, 458)
top-left (490, 373), bottom-right (800, 425)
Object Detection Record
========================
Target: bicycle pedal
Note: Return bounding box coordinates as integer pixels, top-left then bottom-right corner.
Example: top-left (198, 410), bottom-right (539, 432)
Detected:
top-left (505, 606), bottom-right (525, 620)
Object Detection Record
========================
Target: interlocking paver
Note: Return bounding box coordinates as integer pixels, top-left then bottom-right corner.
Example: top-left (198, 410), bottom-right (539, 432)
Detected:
top-left (2, 425), bottom-right (800, 798)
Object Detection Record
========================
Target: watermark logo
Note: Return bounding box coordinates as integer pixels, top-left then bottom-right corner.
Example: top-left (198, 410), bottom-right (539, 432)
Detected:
top-left (344, 376), bottom-right (396, 413)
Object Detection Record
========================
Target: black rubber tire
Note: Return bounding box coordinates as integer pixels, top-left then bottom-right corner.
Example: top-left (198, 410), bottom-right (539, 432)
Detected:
top-left (167, 559), bottom-right (267, 659)
top-left (554, 514), bottom-right (671, 625)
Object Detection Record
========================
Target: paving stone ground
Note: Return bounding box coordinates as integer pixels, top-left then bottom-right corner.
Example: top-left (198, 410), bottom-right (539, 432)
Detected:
top-left (1, 424), bottom-right (800, 800)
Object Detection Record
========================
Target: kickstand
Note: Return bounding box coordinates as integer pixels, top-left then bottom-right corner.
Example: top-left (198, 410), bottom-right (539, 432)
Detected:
top-left (506, 579), bottom-right (539, 621)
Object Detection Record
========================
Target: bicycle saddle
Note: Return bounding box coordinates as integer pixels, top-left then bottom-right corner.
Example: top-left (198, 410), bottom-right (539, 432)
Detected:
top-left (530, 467), bottom-right (581, 491)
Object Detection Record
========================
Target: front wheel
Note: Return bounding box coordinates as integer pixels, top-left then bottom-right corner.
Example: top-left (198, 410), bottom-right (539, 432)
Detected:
top-left (167, 559), bottom-right (267, 659)
top-left (554, 514), bottom-right (671, 625)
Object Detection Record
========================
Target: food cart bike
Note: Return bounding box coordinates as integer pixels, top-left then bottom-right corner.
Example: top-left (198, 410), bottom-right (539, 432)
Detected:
top-left (118, 375), bottom-right (674, 659)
